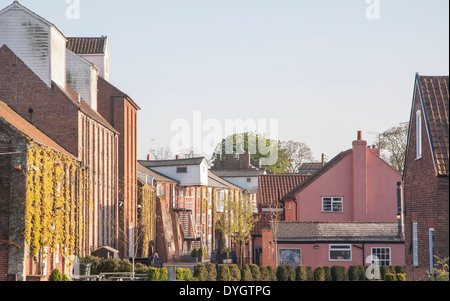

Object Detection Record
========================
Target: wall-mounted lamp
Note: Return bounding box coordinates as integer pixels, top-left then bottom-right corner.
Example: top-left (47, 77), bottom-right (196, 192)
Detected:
top-left (14, 164), bottom-right (22, 171)
top-left (314, 245), bottom-right (319, 249)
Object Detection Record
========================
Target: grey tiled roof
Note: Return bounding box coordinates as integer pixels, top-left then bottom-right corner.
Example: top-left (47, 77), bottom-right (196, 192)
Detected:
top-left (210, 170), bottom-right (266, 177)
top-left (274, 222), bottom-right (403, 243)
top-left (138, 157), bottom-right (206, 167)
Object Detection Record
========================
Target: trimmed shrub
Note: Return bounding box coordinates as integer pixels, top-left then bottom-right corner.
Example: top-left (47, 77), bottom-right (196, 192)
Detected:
top-left (205, 263), bottom-right (217, 281)
top-left (396, 273), bottom-right (406, 281)
top-left (217, 264), bottom-right (231, 281)
top-left (295, 265), bottom-right (313, 281)
top-left (348, 265), bottom-right (365, 281)
top-left (241, 265), bottom-right (253, 281)
top-left (79, 256), bottom-right (101, 274)
top-left (331, 266), bottom-right (348, 281)
top-left (384, 273), bottom-right (397, 281)
top-left (49, 269), bottom-right (62, 281)
top-left (176, 268), bottom-right (192, 281)
top-left (61, 274), bottom-right (71, 281)
top-left (159, 268), bottom-right (168, 281)
top-left (267, 266), bottom-right (277, 281)
top-left (276, 265), bottom-right (295, 281)
top-left (147, 267), bottom-right (160, 281)
top-left (323, 266), bottom-right (332, 281)
top-left (249, 264), bottom-right (261, 281)
top-left (135, 262), bottom-right (151, 274)
top-left (194, 264), bottom-right (208, 281)
top-left (394, 266), bottom-right (406, 274)
top-left (191, 248), bottom-right (198, 257)
top-left (229, 264), bottom-right (241, 281)
top-left (313, 266), bottom-right (326, 281)
top-left (380, 266), bottom-right (395, 280)
top-left (259, 266), bottom-right (270, 281)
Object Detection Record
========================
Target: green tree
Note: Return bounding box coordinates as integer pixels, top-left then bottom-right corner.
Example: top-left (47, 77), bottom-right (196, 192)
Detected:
top-left (215, 193), bottom-right (260, 268)
top-left (376, 122), bottom-right (409, 174)
top-left (211, 132), bottom-right (297, 174)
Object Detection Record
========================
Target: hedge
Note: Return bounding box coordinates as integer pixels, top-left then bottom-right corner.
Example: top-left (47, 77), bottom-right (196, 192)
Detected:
top-left (295, 265), bottom-right (313, 281)
top-left (205, 263), bottom-right (217, 281)
top-left (276, 265), bottom-right (295, 281)
top-left (331, 266), bottom-right (348, 281)
top-left (348, 265), bottom-right (366, 281)
top-left (147, 267), bottom-right (168, 281)
top-left (241, 265), bottom-right (253, 281)
top-left (249, 264), bottom-right (261, 281)
top-left (229, 264), bottom-right (241, 281)
top-left (193, 264), bottom-right (208, 281)
top-left (313, 267), bottom-right (326, 281)
top-left (217, 264), bottom-right (231, 281)
top-left (176, 268), bottom-right (192, 281)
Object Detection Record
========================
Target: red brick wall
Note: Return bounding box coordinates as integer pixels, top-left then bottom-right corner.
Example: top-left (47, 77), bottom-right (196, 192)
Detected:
top-left (0, 46), bottom-right (79, 157)
top-left (0, 45), bottom-right (120, 257)
top-left (0, 131), bottom-right (12, 281)
top-left (403, 85), bottom-right (449, 280)
top-left (97, 77), bottom-right (138, 258)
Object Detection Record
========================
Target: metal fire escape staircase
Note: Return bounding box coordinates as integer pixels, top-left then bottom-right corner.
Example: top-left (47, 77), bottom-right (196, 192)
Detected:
top-left (173, 196), bottom-right (206, 250)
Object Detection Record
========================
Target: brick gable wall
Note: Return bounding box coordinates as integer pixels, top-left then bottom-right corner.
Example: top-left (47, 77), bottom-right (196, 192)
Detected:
top-left (403, 85), bottom-right (450, 280)
top-left (0, 46), bottom-right (79, 157)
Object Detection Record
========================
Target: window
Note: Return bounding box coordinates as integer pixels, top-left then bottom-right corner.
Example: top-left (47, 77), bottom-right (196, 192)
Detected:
top-left (177, 167), bottom-right (187, 173)
top-left (278, 249), bottom-right (301, 267)
top-left (371, 247), bottom-right (391, 266)
top-left (247, 178), bottom-right (252, 183)
top-left (322, 197), bottom-right (343, 212)
top-left (202, 213), bottom-right (206, 225)
top-left (416, 110), bottom-right (422, 159)
top-left (412, 222), bottom-right (419, 266)
top-left (329, 244), bottom-right (352, 261)
top-left (156, 184), bottom-right (164, 196)
top-left (429, 228), bottom-right (435, 273)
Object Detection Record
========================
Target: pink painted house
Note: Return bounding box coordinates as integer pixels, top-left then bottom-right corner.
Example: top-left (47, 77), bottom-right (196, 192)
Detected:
top-left (261, 132), bottom-right (405, 270)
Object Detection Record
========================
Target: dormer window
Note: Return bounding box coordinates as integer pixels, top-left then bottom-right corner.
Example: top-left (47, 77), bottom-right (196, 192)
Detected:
top-left (416, 110), bottom-right (422, 159)
top-left (177, 167), bottom-right (187, 173)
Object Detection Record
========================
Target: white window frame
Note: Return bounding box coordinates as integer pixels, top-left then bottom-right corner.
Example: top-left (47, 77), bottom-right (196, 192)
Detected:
top-left (322, 196), bottom-right (343, 212)
top-left (329, 244), bottom-right (352, 261)
top-left (412, 222), bottom-right (419, 266)
top-left (371, 247), bottom-right (391, 266)
top-left (416, 110), bottom-right (422, 159)
top-left (156, 184), bottom-right (164, 196)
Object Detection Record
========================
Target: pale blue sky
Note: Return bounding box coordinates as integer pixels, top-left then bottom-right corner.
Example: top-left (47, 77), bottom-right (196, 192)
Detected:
top-left (1, 0), bottom-right (449, 162)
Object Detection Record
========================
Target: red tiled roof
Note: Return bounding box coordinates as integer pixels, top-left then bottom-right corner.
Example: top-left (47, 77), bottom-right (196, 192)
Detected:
top-left (417, 75), bottom-right (449, 176)
top-left (0, 100), bottom-right (77, 159)
top-left (67, 37), bottom-right (107, 54)
top-left (257, 174), bottom-right (311, 207)
top-left (252, 174), bottom-right (310, 235)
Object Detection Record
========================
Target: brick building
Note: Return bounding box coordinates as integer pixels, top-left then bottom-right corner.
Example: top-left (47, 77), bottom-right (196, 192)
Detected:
top-left (67, 37), bottom-right (141, 259)
top-left (0, 100), bottom-right (84, 281)
top-left (403, 74), bottom-right (449, 281)
top-left (0, 2), bottom-right (120, 257)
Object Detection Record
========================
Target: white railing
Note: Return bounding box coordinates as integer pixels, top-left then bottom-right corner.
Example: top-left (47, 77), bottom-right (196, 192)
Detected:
top-left (173, 196), bottom-right (195, 211)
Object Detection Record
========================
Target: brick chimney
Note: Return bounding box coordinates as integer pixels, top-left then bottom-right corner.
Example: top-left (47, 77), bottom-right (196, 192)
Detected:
top-left (352, 131), bottom-right (368, 221)
top-left (239, 153), bottom-right (251, 170)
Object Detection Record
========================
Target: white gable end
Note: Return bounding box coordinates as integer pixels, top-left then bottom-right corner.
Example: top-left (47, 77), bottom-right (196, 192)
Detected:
top-left (0, 2), bottom-right (66, 88)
